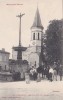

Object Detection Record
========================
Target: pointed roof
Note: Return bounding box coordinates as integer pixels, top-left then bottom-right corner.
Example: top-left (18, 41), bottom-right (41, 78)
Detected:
top-left (31, 7), bottom-right (43, 29)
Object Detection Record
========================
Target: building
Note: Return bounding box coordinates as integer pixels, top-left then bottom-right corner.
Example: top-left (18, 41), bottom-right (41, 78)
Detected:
top-left (23, 7), bottom-right (44, 68)
top-left (0, 48), bottom-right (10, 71)
top-left (0, 48), bottom-right (12, 82)
top-left (12, 7), bottom-right (44, 68)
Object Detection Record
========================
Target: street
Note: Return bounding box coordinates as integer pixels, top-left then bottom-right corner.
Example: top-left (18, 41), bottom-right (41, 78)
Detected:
top-left (0, 79), bottom-right (63, 100)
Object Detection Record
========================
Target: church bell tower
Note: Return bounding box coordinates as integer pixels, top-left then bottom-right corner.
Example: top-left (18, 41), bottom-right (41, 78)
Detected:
top-left (30, 7), bottom-right (43, 51)
top-left (29, 7), bottom-right (44, 68)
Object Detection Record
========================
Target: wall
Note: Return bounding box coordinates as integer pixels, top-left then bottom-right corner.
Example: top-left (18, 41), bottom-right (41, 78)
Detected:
top-left (0, 52), bottom-right (10, 71)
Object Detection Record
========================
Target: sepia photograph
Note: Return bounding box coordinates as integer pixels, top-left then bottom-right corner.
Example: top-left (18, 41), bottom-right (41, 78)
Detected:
top-left (0, 0), bottom-right (63, 100)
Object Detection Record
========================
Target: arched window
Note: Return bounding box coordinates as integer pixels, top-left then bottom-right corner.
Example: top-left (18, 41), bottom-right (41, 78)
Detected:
top-left (33, 33), bottom-right (35, 40)
top-left (38, 33), bottom-right (39, 40)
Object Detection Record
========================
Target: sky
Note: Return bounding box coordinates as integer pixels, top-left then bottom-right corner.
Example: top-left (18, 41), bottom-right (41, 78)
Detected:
top-left (0, 0), bottom-right (62, 58)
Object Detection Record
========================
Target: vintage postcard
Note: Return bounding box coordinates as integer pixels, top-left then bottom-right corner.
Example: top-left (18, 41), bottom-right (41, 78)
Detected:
top-left (0, 0), bottom-right (63, 100)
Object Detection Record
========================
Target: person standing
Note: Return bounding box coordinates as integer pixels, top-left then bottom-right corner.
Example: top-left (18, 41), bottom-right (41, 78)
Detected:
top-left (46, 66), bottom-right (49, 80)
top-left (53, 68), bottom-right (57, 81)
top-left (53, 62), bottom-right (57, 81)
top-left (41, 63), bottom-right (44, 78)
top-left (59, 65), bottom-right (63, 81)
top-left (37, 65), bottom-right (42, 82)
top-left (49, 67), bottom-right (54, 81)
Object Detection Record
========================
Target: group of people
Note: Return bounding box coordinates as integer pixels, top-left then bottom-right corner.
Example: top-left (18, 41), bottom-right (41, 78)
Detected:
top-left (27, 62), bottom-right (63, 82)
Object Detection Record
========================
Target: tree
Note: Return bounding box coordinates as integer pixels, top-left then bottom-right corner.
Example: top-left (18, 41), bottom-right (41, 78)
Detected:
top-left (45, 19), bottom-right (63, 65)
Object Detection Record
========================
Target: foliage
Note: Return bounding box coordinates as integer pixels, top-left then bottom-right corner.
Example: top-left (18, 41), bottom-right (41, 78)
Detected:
top-left (45, 19), bottom-right (63, 65)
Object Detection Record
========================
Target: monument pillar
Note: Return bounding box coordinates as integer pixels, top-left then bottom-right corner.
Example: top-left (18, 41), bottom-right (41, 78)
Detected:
top-left (16, 13), bottom-right (25, 60)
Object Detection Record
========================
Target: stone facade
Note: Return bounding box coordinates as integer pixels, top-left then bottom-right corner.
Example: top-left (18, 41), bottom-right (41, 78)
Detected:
top-left (23, 8), bottom-right (44, 68)
top-left (0, 48), bottom-right (12, 82)
top-left (9, 59), bottom-right (29, 79)
top-left (0, 48), bottom-right (10, 71)
top-left (0, 72), bottom-right (12, 82)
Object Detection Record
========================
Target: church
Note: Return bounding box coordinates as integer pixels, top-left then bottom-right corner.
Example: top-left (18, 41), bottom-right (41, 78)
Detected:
top-left (12, 7), bottom-right (44, 68)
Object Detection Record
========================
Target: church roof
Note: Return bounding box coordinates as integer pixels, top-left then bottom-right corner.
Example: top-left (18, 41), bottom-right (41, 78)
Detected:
top-left (31, 7), bottom-right (43, 29)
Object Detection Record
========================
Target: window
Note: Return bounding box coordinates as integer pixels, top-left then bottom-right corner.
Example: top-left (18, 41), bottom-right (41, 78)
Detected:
top-left (33, 33), bottom-right (35, 40)
top-left (38, 33), bottom-right (39, 40)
